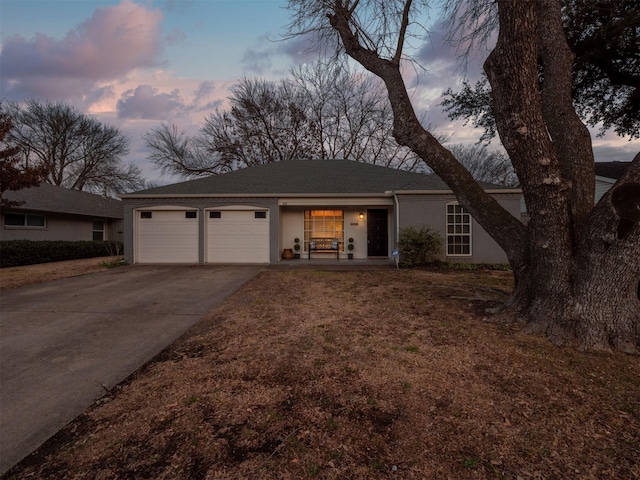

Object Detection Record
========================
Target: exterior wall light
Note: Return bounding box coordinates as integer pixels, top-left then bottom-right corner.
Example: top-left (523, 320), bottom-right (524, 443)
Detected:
top-left (358, 213), bottom-right (364, 220)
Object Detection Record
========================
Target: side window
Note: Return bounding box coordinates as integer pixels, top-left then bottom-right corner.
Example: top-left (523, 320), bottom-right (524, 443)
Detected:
top-left (4, 214), bottom-right (26, 226)
top-left (4, 213), bottom-right (46, 228)
top-left (93, 220), bottom-right (105, 241)
top-left (446, 203), bottom-right (472, 256)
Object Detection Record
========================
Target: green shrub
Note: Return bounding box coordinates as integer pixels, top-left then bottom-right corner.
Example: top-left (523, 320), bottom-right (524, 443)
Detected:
top-left (0, 240), bottom-right (123, 268)
top-left (398, 225), bottom-right (443, 267)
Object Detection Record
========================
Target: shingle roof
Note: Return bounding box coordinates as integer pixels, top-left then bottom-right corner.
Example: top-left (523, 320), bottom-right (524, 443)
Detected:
top-left (2, 183), bottom-right (123, 219)
top-left (124, 159), bottom-right (507, 197)
top-left (594, 161), bottom-right (631, 180)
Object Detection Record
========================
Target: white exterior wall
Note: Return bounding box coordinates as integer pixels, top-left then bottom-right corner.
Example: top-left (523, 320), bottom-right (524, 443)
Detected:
top-left (343, 208), bottom-right (369, 259)
top-left (280, 209), bottom-right (303, 257)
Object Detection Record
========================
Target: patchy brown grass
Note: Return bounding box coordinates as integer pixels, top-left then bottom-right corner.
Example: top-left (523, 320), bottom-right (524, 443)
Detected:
top-left (4, 269), bottom-right (639, 480)
top-left (0, 257), bottom-right (120, 290)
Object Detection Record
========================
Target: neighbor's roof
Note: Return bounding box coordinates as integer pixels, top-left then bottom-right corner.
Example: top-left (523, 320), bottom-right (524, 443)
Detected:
top-left (123, 159), bottom-right (514, 198)
top-left (594, 161), bottom-right (631, 180)
top-left (2, 183), bottom-right (124, 219)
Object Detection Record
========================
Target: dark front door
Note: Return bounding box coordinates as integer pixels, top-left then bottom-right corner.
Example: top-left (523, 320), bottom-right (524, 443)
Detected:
top-left (367, 209), bottom-right (388, 257)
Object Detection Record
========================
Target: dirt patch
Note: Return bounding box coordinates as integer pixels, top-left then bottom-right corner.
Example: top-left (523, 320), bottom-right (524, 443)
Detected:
top-left (0, 256), bottom-right (120, 290)
top-left (3, 269), bottom-right (639, 479)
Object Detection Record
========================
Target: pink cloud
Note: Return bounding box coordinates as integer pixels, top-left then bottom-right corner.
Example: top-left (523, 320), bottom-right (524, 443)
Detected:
top-left (117, 84), bottom-right (185, 119)
top-left (1, 0), bottom-right (163, 100)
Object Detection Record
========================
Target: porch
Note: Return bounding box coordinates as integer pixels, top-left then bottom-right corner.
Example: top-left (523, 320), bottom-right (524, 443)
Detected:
top-left (274, 257), bottom-right (396, 269)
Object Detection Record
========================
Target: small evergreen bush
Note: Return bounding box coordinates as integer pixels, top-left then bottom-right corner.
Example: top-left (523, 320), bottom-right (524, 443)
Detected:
top-left (398, 225), bottom-right (443, 267)
top-left (0, 240), bottom-right (123, 268)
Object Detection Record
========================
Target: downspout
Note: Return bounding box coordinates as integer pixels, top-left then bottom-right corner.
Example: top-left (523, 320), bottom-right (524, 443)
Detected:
top-left (393, 192), bottom-right (400, 267)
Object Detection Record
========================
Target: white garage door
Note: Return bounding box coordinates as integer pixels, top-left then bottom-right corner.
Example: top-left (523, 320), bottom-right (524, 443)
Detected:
top-left (136, 209), bottom-right (199, 263)
top-left (206, 209), bottom-right (269, 263)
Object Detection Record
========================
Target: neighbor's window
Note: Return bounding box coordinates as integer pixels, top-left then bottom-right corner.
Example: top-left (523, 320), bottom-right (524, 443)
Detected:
top-left (303, 210), bottom-right (344, 251)
top-left (446, 203), bottom-right (472, 256)
top-left (4, 213), bottom-right (46, 228)
top-left (92, 220), bottom-right (105, 241)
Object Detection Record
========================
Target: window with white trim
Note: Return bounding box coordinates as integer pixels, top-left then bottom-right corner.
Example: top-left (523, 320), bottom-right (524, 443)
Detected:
top-left (446, 203), bottom-right (472, 256)
top-left (92, 220), bottom-right (105, 241)
top-left (303, 210), bottom-right (344, 251)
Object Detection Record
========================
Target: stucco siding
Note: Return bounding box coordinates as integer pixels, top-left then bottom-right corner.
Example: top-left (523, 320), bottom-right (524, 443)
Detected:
top-left (397, 193), bottom-right (521, 264)
top-left (1, 210), bottom-right (122, 243)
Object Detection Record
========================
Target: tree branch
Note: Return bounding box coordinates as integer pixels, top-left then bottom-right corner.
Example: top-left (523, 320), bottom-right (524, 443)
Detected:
top-left (393, 0), bottom-right (413, 65)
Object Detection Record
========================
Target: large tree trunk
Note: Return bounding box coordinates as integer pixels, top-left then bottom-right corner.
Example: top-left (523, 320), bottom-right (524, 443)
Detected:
top-left (325, 0), bottom-right (640, 352)
top-left (484, 0), bottom-right (640, 352)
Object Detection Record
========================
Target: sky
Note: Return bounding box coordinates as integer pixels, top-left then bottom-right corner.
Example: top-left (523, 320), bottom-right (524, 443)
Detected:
top-left (1, 0), bottom-right (638, 186)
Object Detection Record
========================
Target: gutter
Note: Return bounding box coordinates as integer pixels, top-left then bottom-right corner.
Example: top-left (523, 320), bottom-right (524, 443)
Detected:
top-left (393, 192), bottom-right (400, 251)
top-left (121, 188), bottom-right (522, 200)
top-left (120, 192), bottom-right (397, 199)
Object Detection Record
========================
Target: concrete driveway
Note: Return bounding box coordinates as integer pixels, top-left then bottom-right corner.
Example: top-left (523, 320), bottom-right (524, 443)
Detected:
top-left (0, 264), bottom-right (259, 475)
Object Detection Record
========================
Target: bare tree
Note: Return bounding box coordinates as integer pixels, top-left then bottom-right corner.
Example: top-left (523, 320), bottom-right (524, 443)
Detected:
top-left (145, 61), bottom-right (427, 178)
top-left (286, 0), bottom-right (640, 352)
top-left (449, 144), bottom-right (517, 187)
top-left (3, 100), bottom-right (143, 196)
top-left (290, 61), bottom-right (423, 170)
top-left (144, 123), bottom-right (226, 178)
top-left (0, 111), bottom-right (46, 207)
top-left (201, 78), bottom-right (317, 168)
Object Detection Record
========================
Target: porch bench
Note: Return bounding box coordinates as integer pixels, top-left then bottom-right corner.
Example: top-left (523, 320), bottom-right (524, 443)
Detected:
top-left (308, 237), bottom-right (340, 260)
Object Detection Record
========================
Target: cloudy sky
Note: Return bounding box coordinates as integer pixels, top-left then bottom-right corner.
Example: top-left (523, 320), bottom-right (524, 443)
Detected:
top-left (1, 0), bottom-right (637, 185)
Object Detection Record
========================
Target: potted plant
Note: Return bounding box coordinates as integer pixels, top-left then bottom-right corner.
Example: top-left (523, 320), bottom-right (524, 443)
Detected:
top-left (293, 238), bottom-right (301, 259)
top-left (347, 237), bottom-right (354, 259)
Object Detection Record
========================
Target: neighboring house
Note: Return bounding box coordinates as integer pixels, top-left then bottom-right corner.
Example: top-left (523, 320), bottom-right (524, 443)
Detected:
top-left (121, 159), bottom-right (521, 265)
top-left (1, 183), bottom-right (124, 243)
top-left (594, 161), bottom-right (631, 203)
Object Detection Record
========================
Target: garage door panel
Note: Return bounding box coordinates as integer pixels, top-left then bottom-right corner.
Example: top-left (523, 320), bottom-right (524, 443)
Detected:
top-left (136, 210), bottom-right (198, 263)
top-left (207, 210), bottom-right (269, 264)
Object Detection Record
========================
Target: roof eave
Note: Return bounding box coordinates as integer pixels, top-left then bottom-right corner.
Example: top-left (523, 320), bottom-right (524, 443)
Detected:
top-left (395, 188), bottom-right (522, 194)
top-left (121, 192), bottom-right (397, 199)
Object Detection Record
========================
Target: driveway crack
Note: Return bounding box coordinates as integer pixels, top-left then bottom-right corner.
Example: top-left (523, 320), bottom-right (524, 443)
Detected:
top-left (35, 355), bottom-right (109, 396)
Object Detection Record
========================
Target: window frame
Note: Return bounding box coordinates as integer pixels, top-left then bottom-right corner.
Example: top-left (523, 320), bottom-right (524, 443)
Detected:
top-left (446, 202), bottom-right (472, 257)
top-left (303, 210), bottom-right (345, 252)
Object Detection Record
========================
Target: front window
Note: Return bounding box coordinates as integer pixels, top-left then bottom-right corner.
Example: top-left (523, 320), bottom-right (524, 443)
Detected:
top-left (93, 220), bottom-right (105, 241)
top-left (4, 213), bottom-right (46, 228)
top-left (304, 210), bottom-right (344, 251)
top-left (446, 203), bottom-right (471, 256)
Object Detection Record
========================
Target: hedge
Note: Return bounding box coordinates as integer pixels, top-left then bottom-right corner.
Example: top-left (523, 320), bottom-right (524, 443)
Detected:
top-left (0, 240), bottom-right (123, 268)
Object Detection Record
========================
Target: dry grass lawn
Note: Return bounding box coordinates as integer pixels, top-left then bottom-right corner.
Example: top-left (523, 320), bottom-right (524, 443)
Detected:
top-left (3, 268), bottom-right (639, 479)
top-left (0, 256), bottom-right (119, 290)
